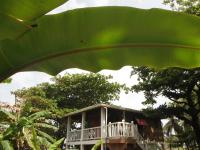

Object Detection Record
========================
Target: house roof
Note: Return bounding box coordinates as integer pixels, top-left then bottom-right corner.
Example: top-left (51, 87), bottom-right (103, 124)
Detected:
top-left (63, 103), bottom-right (143, 117)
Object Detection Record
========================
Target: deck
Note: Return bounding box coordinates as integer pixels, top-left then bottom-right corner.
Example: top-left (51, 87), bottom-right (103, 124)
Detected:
top-left (66, 121), bottom-right (148, 150)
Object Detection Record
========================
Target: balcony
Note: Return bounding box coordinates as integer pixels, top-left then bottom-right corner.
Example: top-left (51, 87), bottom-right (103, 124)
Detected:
top-left (66, 121), bottom-right (149, 150)
top-left (67, 126), bottom-right (101, 142)
top-left (67, 121), bottom-right (141, 142)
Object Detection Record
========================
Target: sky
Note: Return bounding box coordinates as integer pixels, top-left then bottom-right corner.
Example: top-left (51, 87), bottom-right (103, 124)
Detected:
top-left (0, 0), bottom-right (170, 110)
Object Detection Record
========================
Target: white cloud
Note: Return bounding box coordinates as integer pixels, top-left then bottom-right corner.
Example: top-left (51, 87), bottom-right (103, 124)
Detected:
top-left (49, 0), bottom-right (170, 14)
top-left (0, 72), bottom-right (52, 104)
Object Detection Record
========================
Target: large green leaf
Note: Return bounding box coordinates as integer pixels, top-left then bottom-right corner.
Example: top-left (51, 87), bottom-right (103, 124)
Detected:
top-left (28, 111), bottom-right (51, 121)
top-left (1, 7), bottom-right (200, 81)
top-left (0, 140), bottom-right (13, 150)
top-left (0, 109), bottom-right (16, 123)
top-left (0, 14), bottom-right (29, 40)
top-left (48, 137), bottom-right (64, 150)
top-left (23, 127), bottom-right (40, 150)
top-left (34, 123), bottom-right (58, 131)
top-left (0, 0), bottom-right (68, 21)
top-left (0, 0), bottom-right (68, 40)
top-left (91, 140), bottom-right (103, 150)
top-left (36, 129), bottom-right (56, 143)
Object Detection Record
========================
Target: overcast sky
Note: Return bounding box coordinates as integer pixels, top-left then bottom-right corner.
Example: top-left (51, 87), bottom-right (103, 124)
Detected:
top-left (0, 0), bottom-right (170, 110)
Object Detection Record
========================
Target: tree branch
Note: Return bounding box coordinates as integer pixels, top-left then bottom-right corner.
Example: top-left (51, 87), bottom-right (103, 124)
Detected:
top-left (168, 97), bottom-right (188, 106)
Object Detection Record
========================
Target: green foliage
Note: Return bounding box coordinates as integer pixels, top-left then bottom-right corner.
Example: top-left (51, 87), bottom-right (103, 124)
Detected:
top-left (163, 118), bottom-right (197, 149)
top-left (0, 109), bottom-right (16, 123)
top-left (0, 140), bottom-right (13, 150)
top-left (132, 67), bottom-right (200, 148)
top-left (163, 0), bottom-right (200, 16)
top-left (91, 140), bottom-right (103, 150)
top-left (1, 78), bottom-right (12, 84)
top-left (1, 6), bottom-right (200, 82)
top-left (163, 117), bottom-right (183, 138)
top-left (13, 87), bottom-right (63, 117)
top-left (0, 0), bottom-right (68, 40)
top-left (0, 0), bottom-right (68, 22)
top-left (48, 137), bottom-right (64, 150)
top-left (0, 109), bottom-right (60, 149)
top-left (15, 73), bottom-right (125, 110)
top-left (13, 73), bottom-right (124, 141)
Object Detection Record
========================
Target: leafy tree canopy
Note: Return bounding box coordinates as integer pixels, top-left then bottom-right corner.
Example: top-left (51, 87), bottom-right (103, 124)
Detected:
top-left (14, 73), bottom-right (126, 110)
top-left (132, 67), bottom-right (200, 148)
top-left (163, 0), bottom-right (200, 16)
top-left (1, 78), bottom-right (12, 84)
top-left (13, 73), bottom-right (126, 140)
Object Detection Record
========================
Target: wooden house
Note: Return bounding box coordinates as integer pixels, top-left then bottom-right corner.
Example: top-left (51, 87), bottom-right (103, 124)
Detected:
top-left (64, 104), bottom-right (164, 150)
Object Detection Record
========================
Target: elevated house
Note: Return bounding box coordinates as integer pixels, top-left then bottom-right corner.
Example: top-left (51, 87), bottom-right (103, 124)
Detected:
top-left (64, 104), bottom-right (164, 150)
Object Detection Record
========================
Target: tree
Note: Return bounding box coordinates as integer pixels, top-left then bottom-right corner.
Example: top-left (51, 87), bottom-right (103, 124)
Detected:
top-left (1, 78), bottom-right (12, 84)
top-left (132, 67), bottom-right (200, 149)
top-left (163, 0), bottom-right (200, 16)
top-left (14, 73), bottom-right (125, 139)
top-left (0, 108), bottom-right (61, 150)
top-left (14, 73), bottom-right (125, 110)
top-left (163, 117), bottom-right (187, 149)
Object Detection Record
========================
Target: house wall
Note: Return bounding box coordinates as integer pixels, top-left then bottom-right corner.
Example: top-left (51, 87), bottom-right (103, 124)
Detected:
top-left (107, 107), bottom-right (164, 142)
top-left (85, 108), bottom-right (101, 128)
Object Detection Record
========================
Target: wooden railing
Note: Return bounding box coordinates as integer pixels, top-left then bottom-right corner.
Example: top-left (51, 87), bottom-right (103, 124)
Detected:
top-left (107, 121), bottom-right (135, 137)
top-left (67, 126), bottom-right (101, 142)
top-left (66, 122), bottom-right (165, 150)
top-left (67, 129), bottom-right (81, 142)
top-left (67, 121), bottom-right (147, 150)
top-left (83, 126), bottom-right (101, 140)
top-left (107, 121), bottom-right (148, 150)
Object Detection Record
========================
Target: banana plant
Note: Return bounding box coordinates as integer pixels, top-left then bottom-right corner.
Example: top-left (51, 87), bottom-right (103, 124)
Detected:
top-left (48, 137), bottom-right (65, 150)
top-left (0, 109), bottom-right (62, 150)
top-left (91, 140), bottom-right (103, 150)
top-left (1, 1), bottom-right (200, 82)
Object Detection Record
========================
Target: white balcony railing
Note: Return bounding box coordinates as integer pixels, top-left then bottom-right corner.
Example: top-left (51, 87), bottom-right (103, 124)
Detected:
top-left (107, 121), bottom-right (135, 137)
top-left (67, 129), bottom-right (81, 142)
top-left (66, 121), bottom-right (145, 145)
top-left (66, 122), bottom-right (164, 150)
top-left (67, 126), bottom-right (101, 142)
top-left (107, 121), bottom-right (148, 150)
top-left (83, 126), bottom-right (101, 140)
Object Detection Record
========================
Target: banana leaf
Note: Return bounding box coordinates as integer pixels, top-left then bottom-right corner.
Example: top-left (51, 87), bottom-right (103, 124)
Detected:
top-left (0, 0), bottom-right (68, 21)
top-left (0, 140), bottom-right (14, 150)
top-left (48, 137), bottom-right (64, 150)
top-left (0, 109), bottom-right (16, 123)
top-left (0, 0), bottom-right (68, 40)
top-left (1, 7), bottom-right (200, 81)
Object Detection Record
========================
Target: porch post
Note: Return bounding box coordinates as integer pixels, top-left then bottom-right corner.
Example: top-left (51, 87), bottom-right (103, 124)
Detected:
top-left (66, 116), bottom-right (71, 149)
top-left (101, 107), bottom-right (106, 150)
top-left (81, 112), bottom-right (86, 150)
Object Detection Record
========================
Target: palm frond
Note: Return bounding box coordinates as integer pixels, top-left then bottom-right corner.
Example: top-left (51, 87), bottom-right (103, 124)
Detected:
top-left (31, 127), bottom-right (40, 150)
top-left (34, 123), bottom-right (58, 131)
top-left (36, 129), bottom-right (56, 143)
top-left (2, 123), bottom-right (17, 140)
top-left (0, 140), bottom-right (14, 150)
top-left (23, 127), bottom-right (35, 150)
top-left (91, 140), bottom-right (103, 150)
top-left (28, 111), bottom-right (51, 121)
top-left (37, 136), bottom-right (51, 149)
top-left (48, 137), bottom-right (64, 150)
top-left (0, 109), bottom-right (16, 123)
